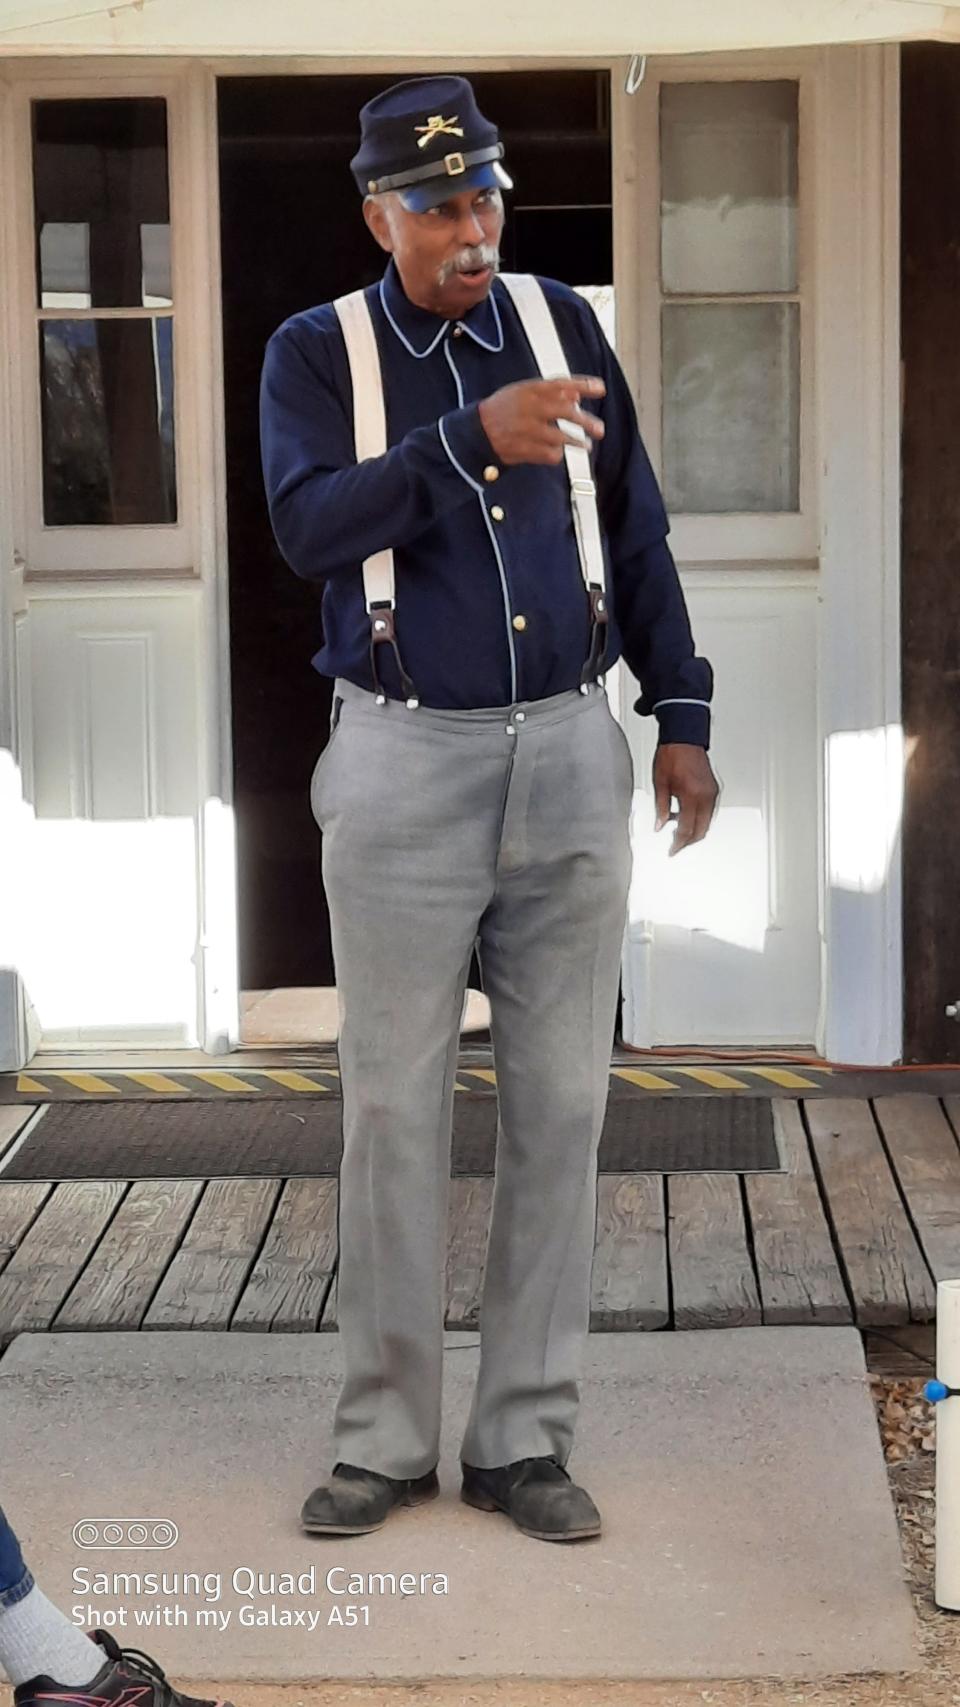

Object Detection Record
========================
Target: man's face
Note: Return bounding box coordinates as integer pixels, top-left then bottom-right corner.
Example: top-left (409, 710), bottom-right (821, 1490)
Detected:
top-left (364, 184), bottom-right (505, 319)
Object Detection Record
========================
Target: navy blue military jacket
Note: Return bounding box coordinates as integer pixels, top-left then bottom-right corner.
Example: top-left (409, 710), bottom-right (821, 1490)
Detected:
top-left (259, 258), bottom-right (714, 748)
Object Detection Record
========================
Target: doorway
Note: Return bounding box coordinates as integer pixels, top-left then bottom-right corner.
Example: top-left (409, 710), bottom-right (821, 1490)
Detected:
top-left (216, 70), bottom-right (613, 1043)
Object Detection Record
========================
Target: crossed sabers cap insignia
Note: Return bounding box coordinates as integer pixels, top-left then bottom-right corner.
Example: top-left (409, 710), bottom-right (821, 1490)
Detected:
top-left (415, 113), bottom-right (465, 148)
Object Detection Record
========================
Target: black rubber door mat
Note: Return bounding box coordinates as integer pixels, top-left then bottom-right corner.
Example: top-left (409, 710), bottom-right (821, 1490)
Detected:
top-left (0, 1095), bottom-right (780, 1180)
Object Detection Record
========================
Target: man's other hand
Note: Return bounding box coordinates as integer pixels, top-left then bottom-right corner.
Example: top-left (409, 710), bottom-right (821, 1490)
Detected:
top-left (478, 377), bottom-right (606, 467)
top-left (653, 744), bottom-right (720, 857)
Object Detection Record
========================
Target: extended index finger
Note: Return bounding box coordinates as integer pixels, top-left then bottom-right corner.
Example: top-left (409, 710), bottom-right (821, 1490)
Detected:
top-left (543, 374), bottom-right (606, 401)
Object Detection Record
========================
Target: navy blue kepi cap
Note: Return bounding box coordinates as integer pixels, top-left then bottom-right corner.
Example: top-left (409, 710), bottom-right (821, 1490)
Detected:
top-left (351, 74), bottom-right (513, 211)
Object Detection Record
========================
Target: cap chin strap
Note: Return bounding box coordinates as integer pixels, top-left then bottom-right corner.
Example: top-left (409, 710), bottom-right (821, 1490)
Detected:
top-left (332, 289), bottom-right (420, 708)
top-left (497, 273), bottom-right (609, 693)
top-left (333, 274), bottom-right (608, 706)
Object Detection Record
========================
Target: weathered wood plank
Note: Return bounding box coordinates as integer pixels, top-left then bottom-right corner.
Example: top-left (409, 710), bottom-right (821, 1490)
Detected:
top-left (944, 1095), bottom-right (960, 1140)
top-left (445, 1177), bottom-right (492, 1330)
top-left (745, 1101), bottom-right (852, 1325)
top-left (0, 1106), bottom-right (37, 1163)
top-left (0, 1182), bottom-right (56, 1275)
top-left (54, 1180), bottom-right (203, 1331)
top-left (591, 1173), bottom-right (668, 1329)
top-left (863, 1324), bottom-right (936, 1376)
top-left (319, 1264), bottom-right (339, 1332)
top-left (0, 1181), bottom-right (126, 1337)
top-left (143, 1179), bottom-right (281, 1330)
top-left (804, 1099), bottom-right (936, 1325)
top-left (668, 1173), bottom-right (761, 1328)
top-left (232, 1177), bottom-right (338, 1332)
top-left (873, 1094), bottom-right (960, 1283)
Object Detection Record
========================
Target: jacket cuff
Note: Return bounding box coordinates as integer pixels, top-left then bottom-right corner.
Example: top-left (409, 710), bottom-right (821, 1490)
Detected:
top-left (635, 697), bottom-right (711, 749)
top-left (437, 404), bottom-right (500, 492)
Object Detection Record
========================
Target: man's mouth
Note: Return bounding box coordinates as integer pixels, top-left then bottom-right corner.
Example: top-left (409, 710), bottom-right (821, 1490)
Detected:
top-left (457, 263), bottom-right (493, 283)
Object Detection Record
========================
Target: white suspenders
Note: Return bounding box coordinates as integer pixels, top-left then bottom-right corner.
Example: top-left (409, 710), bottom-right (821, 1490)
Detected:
top-left (331, 289), bottom-right (416, 705)
top-left (332, 274), bottom-right (609, 707)
top-left (498, 272), bottom-right (608, 641)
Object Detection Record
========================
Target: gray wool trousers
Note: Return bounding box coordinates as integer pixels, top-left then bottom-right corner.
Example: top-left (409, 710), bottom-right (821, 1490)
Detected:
top-left (310, 673), bottom-right (634, 1479)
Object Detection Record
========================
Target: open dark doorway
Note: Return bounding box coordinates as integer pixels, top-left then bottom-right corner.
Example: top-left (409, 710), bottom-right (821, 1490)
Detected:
top-left (217, 71), bottom-right (613, 1041)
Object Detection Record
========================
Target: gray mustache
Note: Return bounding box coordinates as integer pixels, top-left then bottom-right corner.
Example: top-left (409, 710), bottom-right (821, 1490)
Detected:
top-left (439, 246), bottom-right (500, 284)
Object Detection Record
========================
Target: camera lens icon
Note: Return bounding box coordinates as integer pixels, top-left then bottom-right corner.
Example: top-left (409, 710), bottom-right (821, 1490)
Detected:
top-left (72, 1519), bottom-right (179, 1551)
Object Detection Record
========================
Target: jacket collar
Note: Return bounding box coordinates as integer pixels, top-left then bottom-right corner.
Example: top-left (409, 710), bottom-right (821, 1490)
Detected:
top-left (378, 257), bottom-right (504, 358)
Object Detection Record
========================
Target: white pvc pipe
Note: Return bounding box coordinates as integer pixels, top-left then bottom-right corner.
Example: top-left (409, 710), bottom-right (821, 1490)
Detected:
top-left (935, 1279), bottom-right (960, 1610)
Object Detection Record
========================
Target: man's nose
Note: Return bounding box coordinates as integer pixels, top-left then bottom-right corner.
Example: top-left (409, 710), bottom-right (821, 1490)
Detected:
top-left (457, 207), bottom-right (486, 245)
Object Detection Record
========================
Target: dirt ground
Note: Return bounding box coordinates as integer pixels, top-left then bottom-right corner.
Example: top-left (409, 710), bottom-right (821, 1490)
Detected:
top-left (195, 1373), bottom-right (960, 1707)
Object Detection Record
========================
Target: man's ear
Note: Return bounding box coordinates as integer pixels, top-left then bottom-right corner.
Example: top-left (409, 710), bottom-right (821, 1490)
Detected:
top-left (363, 195), bottom-right (395, 255)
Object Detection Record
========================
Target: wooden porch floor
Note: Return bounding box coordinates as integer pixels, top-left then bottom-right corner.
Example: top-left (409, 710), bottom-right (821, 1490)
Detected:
top-left (0, 1094), bottom-right (956, 1360)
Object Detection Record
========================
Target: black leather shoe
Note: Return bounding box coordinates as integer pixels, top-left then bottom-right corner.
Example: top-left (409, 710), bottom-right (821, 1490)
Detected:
top-left (14, 1628), bottom-right (234, 1707)
top-left (460, 1454), bottom-right (602, 1541)
top-left (300, 1460), bottom-right (440, 1534)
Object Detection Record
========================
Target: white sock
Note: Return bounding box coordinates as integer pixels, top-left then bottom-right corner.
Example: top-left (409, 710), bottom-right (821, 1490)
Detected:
top-left (0, 1584), bottom-right (103, 1688)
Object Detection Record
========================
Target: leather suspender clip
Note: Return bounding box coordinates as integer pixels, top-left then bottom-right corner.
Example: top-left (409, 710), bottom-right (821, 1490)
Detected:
top-left (369, 601), bottom-right (420, 709)
top-left (580, 585), bottom-right (609, 690)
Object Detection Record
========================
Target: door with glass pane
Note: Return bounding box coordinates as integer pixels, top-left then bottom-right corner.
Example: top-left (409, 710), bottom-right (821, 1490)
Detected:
top-left (5, 79), bottom-right (209, 1047)
top-left (615, 63), bottom-right (821, 1045)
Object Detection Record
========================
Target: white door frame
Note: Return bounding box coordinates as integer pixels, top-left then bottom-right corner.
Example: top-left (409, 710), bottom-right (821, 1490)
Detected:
top-left (0, 78), bottom-right (34, 1069)
top-left (611, 43), bottom-right (902, 1064)
top-left (813, 44), bottom-right (902, 1065)
top-left (0, 57), bottom-right (240, 1062)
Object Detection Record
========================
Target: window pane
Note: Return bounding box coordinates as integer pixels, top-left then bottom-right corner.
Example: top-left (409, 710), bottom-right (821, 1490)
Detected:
top-left (660, 82), bottom-right (798, 295)
top-left (662, 302), bottom-right (799, 513)
top-left (40, 318), bottom-right (177, 526)
top-left (574, 284), bottom-right (615, 348)
top-left (33, 98), bottom-right (172, 309)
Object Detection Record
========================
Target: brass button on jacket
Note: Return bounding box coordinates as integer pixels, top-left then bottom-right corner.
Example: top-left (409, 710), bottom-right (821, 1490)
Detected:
top-left (490, 504), bottom-right (505, 522)
top-left (512, 614), bottom-right (527, 632)
top-left (483, 464), bottom-right (500, 483)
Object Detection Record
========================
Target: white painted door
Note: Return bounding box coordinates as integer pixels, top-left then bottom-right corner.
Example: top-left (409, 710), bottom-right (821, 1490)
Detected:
top-left (0, 66), bottom-right (236, 1057)
top-left (612, 57), bottom-right (821, 1046)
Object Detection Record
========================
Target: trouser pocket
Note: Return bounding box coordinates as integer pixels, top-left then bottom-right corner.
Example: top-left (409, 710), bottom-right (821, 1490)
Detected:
top-left (310, 694), bottom-right (345, 824)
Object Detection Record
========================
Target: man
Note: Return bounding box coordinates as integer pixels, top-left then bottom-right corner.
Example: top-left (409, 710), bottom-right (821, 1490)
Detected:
top-left (259, 74), bottom-right (718, 1544)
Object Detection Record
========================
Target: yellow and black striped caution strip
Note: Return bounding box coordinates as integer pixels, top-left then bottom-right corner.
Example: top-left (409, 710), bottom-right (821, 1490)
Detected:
top-left (0, 1063), bottom-right (836, 1102)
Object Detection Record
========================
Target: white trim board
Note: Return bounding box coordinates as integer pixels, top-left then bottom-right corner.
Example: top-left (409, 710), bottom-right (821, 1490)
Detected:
top-left (813, 43), bottom-right (902, 1065)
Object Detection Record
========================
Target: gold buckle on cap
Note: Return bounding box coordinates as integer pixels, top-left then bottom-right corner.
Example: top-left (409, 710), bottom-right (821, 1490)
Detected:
top-left (444, 151), bottom-right (465, 176)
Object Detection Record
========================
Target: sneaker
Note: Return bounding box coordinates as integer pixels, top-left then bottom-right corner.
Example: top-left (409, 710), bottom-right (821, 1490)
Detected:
top-left (461, 1454), bottom-right (602, 1541)
top-left (300, 1461), bottom-right (440, 1535)
top-left (13, 1627), bottom-right (235, 1707)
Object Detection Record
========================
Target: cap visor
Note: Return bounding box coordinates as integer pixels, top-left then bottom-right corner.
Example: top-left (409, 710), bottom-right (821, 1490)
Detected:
top-left (399, 160), bottom-right (512, 211)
